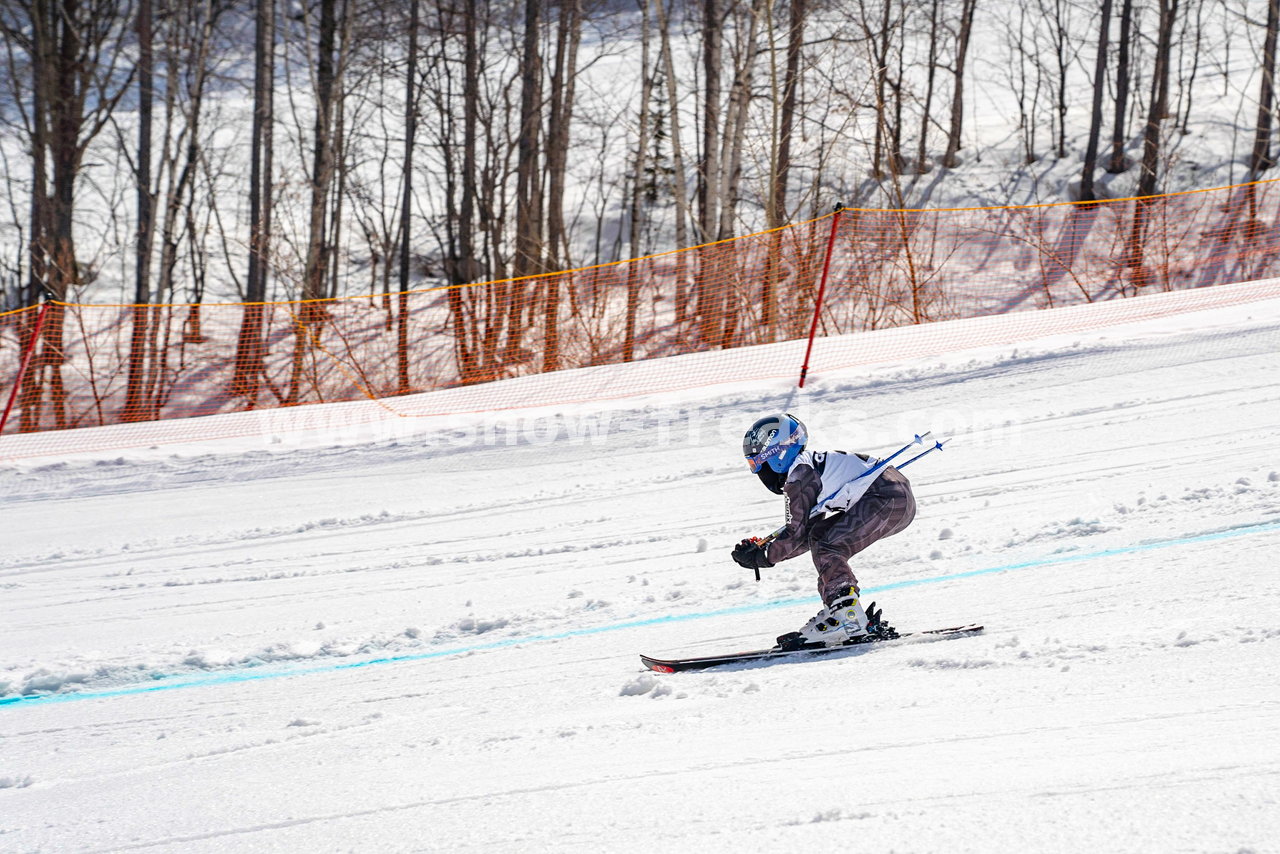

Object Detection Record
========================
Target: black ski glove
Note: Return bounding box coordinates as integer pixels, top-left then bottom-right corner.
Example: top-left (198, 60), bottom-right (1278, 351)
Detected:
top-left (731, 537), bottom-right (774, 572)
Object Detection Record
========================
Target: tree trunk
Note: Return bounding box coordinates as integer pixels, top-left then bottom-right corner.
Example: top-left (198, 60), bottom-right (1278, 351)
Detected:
top-left (396, 0), bottom-right (419, 395)
top-left (654, 0), bottom-right (691, 323)
top-left (1136, 0), bottom-right (1178, 200)
top-left (762, 0), bottom-right (806, 337)
top-left (694, 0), bottom-right (724, 342)
top-left (698, 0), bottom-right (723, 244)
top-left (300, 0), bottom-right (342, 317)
top-left (232, 0), bottom-right (274, 403)
top-left (162, 0), bottom-right (220, 345)
top-left (448, 0), bottom-right (481, 382)
top-left (291, 0), bottom-right (354, 404)
top-left (507, 0), bottom-right (544, 368)
top-left (623, 0), bottom-right (653, 363)
top-left (863, 0), bottom-right (893, 178)
top-left (1080, 0), bottom-right (1113, 201)
top-left (942, 0), bottom-right (976, 168)
top-left (772, 0), bottom-right (805, 229)
top-left (716, 0), bottom-right (763, 242)
top-left (1128, 0), bottom-right (1179, 286)
top-left (714, 0), bottom-right (766, 348)
top-left (124, 0), bottom-right (154, 422)
top-left (543, 0), bottom-right (582, 372)
top-left (1052, 0), bottom-right (1070, 159)
top-left (1178, 0), bottom-right (1206, 134)
top-left (888, 2), bottom-right (908, 175)
top-left (17, 0), bottom-right (51, 432)
top-left (1250, 0), bottom-right (1280, 175)
top-left (918, 0), bottom-right (939, 172)
top-left (1107, 0), bottom-right (1134, 173)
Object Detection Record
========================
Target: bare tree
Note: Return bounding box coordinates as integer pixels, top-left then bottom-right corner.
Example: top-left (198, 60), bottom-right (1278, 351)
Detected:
top-left (770, 0), bottom-right (806, 227)
top-left (301, 0), bottom-right (351, 307)
top-left (1007, 3), bottom-right (1045, 165)
top-left (157, 0), bottom-right (228, 340)
top-left (123, 0), bottom-right (154, 421)
top-left (1250, 0), bottom-right (1280, 175)
top-left (1080, 0), bottom-right (1114, 201)
top-left (1174, 0), bottom-right (1207, 135)
top-left (653, 0), bottom-right (692, 321)
top-left (444, 0), bottom-right (483, 381)
top-left (542, 0), bottom-right (583, 371)
top-left (621, 0), bottom-right (654, 363)
top-left (506, 0), bottom-right (544, 370)
top-left (859, 0), bottom-right (896, 179)
top-left (232, 0), bottom-right (275, 403)
top-left (942, 0), bottom-right (976, 168)
top-left (113, 0), bottom-right (227, 420)
top-left (1107, 0), bottom-right (1134, 173)
top-left (286, 0), bottom-right (356, 404)
top-left (762, 0), bottom-right (807, 337)
top-left (1042, 0), bottom-right (1074, 159)
top-left (716, 0), bottom-right (765, 241)
top-left (1136, 0), bottom-right (1179, 200)
top-left (696, 0), bottom-right (729, 244)
top-left (917, 0), bottom-right (939, 172)
top-left (1128, 0), bottom-right (1180, 289)
top-left (0, 0), bottom-right (134, 431)
top-left (688, 0), bottom-right (765, 348)
top-left (396, 0), bottom-right (420, 395)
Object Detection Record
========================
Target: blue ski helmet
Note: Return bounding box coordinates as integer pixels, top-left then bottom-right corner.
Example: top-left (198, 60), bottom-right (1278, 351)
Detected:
top-left (743, 413), bottom-right (807, 474)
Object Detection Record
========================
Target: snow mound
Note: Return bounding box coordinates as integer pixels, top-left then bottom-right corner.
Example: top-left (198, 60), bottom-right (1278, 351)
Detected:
top-left (12, 669), bottom-right (94, 696)
top-left (619, 674), bottom-right (672, 698)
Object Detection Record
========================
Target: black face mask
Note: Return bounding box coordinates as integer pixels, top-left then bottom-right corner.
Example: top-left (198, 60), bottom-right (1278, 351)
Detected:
top-left (755, 465), bottom-right (787, 495)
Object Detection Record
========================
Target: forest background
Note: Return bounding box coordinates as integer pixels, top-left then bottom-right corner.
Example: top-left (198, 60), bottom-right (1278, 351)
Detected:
top-left (1, 0), bottom-right (1278, 430)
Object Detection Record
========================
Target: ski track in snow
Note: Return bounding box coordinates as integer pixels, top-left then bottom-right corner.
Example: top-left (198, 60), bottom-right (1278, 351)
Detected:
top-left (1, 300), bottom-right (1279, 851)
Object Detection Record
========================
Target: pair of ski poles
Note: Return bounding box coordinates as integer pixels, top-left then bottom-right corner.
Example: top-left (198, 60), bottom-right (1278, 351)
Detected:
top-left (749, 431), bottom-right (947, 581)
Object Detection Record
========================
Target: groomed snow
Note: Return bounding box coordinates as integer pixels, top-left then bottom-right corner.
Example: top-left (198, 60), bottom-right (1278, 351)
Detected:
top-left (2, 285), bottom-right (1279, 852)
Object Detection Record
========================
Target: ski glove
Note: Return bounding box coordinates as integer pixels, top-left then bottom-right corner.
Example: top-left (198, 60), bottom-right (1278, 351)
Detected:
top-left (732, 537), bottom-right (774, 572)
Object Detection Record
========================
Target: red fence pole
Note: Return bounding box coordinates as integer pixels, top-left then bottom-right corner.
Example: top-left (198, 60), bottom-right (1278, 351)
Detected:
top-left (797, 204), bottom-right (844, 389)
top-left (0, 300), bottom-right (51, 434)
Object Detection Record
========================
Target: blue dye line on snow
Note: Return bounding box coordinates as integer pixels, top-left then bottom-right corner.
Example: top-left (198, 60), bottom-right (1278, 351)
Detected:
top-left (4, 519), bottom-right (1278, 709)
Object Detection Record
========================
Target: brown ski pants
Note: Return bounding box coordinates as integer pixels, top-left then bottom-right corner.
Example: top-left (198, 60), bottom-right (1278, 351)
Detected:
top-left (807, 466), bottom-right (916, 605)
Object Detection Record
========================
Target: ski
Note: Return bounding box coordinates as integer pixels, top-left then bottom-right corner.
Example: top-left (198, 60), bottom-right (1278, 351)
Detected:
top-left (639, 623), bottom-right (984, 673)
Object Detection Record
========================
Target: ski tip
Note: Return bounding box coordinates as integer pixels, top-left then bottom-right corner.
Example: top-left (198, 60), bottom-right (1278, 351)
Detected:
top-left (640, 655), bottom-right (676, 674)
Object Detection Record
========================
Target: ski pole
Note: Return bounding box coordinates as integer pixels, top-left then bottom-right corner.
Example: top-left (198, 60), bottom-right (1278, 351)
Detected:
top-left (854, 431), bottom-right (935, 483)
top-left (895, 435), bottom-right (947, 470)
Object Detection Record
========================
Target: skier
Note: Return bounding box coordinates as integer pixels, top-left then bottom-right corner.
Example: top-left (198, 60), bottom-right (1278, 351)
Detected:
top-left (732, 413), bottom-right (916, 648)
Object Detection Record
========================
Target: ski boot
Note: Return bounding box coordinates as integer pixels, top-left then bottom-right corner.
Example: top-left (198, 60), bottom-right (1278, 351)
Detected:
top-left (775, 586), bottom-right (880, 651)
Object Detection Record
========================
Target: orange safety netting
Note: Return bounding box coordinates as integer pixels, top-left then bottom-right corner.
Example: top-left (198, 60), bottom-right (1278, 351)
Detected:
top-left (2, 179), bottom-right (1278, 440)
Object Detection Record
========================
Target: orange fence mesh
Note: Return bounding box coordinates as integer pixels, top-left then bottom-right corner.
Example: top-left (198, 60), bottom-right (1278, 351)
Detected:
top-left (2, 180), bottom-right (1279, 441)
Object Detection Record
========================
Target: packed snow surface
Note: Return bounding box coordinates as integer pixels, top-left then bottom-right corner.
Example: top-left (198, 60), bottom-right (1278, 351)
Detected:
top-left (2, 289), bottom-right (1280, 852)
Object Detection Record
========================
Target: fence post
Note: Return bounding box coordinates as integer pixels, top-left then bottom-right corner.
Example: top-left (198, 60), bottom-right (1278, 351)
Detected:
top-left (797, 203), bottom-right (844, 389)
top-left (0, 300), bottom-right (51, 434)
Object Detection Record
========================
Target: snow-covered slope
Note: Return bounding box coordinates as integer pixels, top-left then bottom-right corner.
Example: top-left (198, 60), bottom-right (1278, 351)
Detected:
top-left (2, 287), bottom-right (1279, 852)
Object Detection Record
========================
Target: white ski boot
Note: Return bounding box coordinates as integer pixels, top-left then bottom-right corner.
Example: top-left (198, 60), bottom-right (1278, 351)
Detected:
top-left (776, 586), bottom-right (872, 650)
